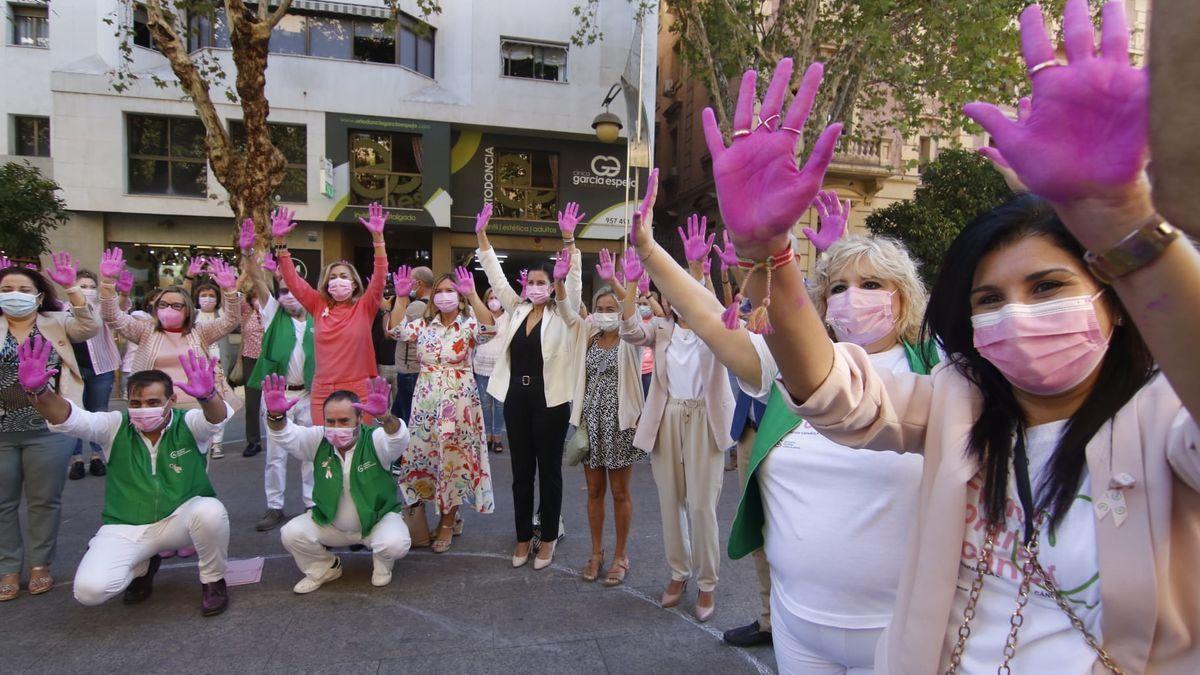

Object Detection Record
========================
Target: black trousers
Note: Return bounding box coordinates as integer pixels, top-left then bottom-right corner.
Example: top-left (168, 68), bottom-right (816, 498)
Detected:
top-left (504, 378), bottom-right (571, 542)
top-left (242, 356), bottom-right (261, 445)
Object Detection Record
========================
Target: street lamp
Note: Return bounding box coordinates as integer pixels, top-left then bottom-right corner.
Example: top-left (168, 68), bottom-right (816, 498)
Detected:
top-left (592, 83), bottom-right (624, 143)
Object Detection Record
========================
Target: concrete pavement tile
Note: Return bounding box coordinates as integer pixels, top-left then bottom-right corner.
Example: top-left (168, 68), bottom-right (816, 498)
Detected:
top-left (596, 627), bottom-right (770, 675)
top-left (378, 638), bottom-right (607, 675)
top-left (487, 586), bottom-right (696, 647)
top-left (263, 660), bottom-right (381, 674)
top-left (266, 600), bottom-right (494, 668)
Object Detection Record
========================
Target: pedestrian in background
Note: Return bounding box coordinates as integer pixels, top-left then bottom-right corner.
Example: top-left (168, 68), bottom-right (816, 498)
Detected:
top-left (473, 287), bottom-right (509, 453)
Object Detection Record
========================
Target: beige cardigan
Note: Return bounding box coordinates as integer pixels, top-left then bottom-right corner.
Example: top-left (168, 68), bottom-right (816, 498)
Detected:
top-left (477, 247), bottom-right (586, 408)
top-left (620, 314), bottom-right (734, 453)
top-left (787, 343), bottom-right (1200, 674)
top-left (100, 289), bottom-right (243, 410)
top-left (569, 328), bottom-right (645, 431)
top-left (0, 305), bottom-right (99, 407)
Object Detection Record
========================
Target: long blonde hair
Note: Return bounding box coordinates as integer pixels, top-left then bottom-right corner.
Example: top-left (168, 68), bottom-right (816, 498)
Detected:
top-left (809, 235), bottom-right (928, 344)
top-left (316, 260), bottom-right (365, 304)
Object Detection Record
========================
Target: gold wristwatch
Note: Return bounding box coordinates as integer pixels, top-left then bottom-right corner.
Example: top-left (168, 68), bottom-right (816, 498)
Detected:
top-left (1083, 216), bottom-right (1180, 284)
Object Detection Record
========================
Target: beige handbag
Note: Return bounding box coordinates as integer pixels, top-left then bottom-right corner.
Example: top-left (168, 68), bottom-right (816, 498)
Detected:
top-left (403, 502), bottom-right (431, 548)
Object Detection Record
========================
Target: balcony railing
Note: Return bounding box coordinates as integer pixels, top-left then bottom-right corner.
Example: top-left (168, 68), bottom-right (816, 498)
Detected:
top-left (832, 138), bottom-right (886, 167)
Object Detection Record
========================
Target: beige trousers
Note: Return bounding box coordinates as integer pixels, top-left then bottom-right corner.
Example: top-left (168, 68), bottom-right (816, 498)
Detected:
top-left (650, 398), bottom-right (724, 592)
top-left (736, 426), bottom-right (773, 632)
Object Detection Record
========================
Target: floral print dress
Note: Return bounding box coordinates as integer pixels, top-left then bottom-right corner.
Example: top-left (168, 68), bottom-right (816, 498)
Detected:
top-left (394, 313), bottom-right (495, 515)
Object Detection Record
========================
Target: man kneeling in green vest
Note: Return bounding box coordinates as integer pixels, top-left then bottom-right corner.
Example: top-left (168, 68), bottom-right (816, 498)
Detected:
top-left (264, 374), bottom-right (412, 593)
top-left (17, 340), bottom-right (233, 616)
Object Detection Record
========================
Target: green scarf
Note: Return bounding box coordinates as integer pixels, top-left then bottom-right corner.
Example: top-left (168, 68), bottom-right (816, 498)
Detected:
top-left (310, 425), bottom-right (401, 536)
top-left (727, 340), bottom-right (939, 559)
top-left (102, 410), bottom-right (216, 526)
top-left (247, 306), bottom-right (314, 389)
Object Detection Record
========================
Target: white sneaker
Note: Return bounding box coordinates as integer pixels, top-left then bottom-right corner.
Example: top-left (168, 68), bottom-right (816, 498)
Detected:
top-left (209, 444), bottom-right (225, 459)
top-left (292, 559), bottom-right (342, 594)
top-left (371, 556), bottom-right (393, 587)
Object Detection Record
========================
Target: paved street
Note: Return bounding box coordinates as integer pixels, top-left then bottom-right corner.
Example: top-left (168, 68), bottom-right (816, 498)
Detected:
top-left (5, 404), bottom-right (776, 674)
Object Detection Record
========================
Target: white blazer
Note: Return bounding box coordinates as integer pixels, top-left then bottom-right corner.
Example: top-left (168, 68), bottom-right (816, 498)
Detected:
top-left (477, 247), bottom-right (586, 408)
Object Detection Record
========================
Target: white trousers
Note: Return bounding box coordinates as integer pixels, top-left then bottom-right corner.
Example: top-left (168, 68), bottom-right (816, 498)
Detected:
top-left (771, 593), bottom-right (883, 675)
top-left (73, 496), bottom-right (230, 606)
top-left (262, 390), bottom-right (314, 510)
top-left (280, 511), bottom-right (411, 580)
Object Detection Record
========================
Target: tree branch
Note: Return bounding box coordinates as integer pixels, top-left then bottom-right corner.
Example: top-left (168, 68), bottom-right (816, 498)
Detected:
top-left (684, 5), bottom-right (730, 134)
top-left (265, 0), bottom-right (295, 30)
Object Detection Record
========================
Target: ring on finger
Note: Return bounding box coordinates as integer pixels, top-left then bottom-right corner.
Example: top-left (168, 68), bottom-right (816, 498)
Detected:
top-left (1027, 59), bottom-right (1063, 77)
top-left (779, 125), bottom-right (802, 135)
top-left (757, 114), bottom-right (781, 132)
top-left (732, 129), bottom-right (752, 138)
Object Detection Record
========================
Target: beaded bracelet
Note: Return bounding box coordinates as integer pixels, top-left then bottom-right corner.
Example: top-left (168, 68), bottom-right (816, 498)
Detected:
top-left (731, 246), bottom-right (796, 334)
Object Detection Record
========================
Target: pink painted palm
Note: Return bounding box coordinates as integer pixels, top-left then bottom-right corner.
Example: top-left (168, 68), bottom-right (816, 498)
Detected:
top-left (964, 1), bottom-right (1147, 205)
top-left (703, 59), bottom-right (843, 259)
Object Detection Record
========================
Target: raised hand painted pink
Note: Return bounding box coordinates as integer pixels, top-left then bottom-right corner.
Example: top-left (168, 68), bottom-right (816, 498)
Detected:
top-left (359, 201), bottom-right (387, 234)
top-left (713, 232), bottom-right (738, 272)
top-left (557, 202), bottom-right (586, 238)
top-left (271, 207), bottom-right (298, 239)
top-left (553, 248), bottom-right (571, 281)
top-left (454, 266), bottom-right (475, 295)
top-left (392, 265), bottom-right (414, 297)
top-left (239, 218), bottom-right (256, 252)
top-left (475, 203), bottom-right (493, 233)
top-left (702, 59), bottom-right (843, 255)
top-left (679, 214), bottom-right (716, 262)
top-left (622, 247), bottom-right (644, 283)
top-left (963, 1), bottom-right (1147, 204)
top-left (803, 190), bottom-right (850, 253)
top-left (99, 247), bottom-right (125, 279)
top-left (351, 376), bottom-right (391, 417)
top-left (17, 335), bottom-right (58, 391)
top-left (262, 374), bottom-right (299, 415)
top-left (174, 350), bottom-right (217, 399)
top-left (48, 251), bottom-right (78, 287)
top-left (596, 249), bottom-right (616, 282)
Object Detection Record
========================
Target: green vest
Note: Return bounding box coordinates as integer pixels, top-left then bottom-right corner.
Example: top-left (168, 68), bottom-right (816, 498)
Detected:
top-left (247, 307), bottom-right (315, 389)
top-left (102, 410), bottom-right (216, 526)
top-left (310, 425), bottom-right (401, 536)
top-left (727, 341), bottom-right (939, 559)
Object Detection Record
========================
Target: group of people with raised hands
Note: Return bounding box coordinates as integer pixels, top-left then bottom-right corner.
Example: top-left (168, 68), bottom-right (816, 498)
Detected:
top-left (3, 1), bottom-right (1200, 671)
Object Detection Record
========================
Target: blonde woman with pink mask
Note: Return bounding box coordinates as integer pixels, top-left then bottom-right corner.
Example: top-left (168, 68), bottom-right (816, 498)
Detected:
top-left (272, 205), bottom-right (389, 420)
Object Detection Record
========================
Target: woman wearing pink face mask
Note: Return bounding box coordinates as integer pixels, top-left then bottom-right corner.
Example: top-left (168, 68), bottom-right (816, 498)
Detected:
top-left (272, 204), bottom-right (389, 421)
top-left (716, 6), bottom-right (1200, 669)
top-left (99, 249), bottom-right (242, 417)
top-left (475, 203), bottom-right (587, 570)
top-left (472, 288), bottom-right (510, 454)
top-left (390, 268), bottom-right (496, 553)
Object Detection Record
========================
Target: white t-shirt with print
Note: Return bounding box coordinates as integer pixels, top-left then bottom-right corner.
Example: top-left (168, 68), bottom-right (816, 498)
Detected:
top-left (746, 340), bottom-right (925, 629)
top-left (940, 420), bottom-right (1102, 674)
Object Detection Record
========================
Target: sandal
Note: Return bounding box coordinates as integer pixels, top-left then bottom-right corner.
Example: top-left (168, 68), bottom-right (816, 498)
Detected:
top-left (581, 550), bottom-right (605, 582)
top-left (0, 572), bottom-right (19, 601)
top-left (452, 516), bottom-right (464, 536)
top-left (28, 566), bottom-right (53, 595)
top-left (432, 524), bottom-right (454, 554)
top-left (602, 557), bottom-right (629, 587)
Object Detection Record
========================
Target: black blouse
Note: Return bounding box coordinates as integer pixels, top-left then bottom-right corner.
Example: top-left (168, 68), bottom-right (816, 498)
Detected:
top-left (508, 312), bottom-right (544, 380)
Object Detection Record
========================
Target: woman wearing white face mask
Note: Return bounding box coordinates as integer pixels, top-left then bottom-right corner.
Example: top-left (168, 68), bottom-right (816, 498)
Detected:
top-left (0, 255), bottom-right (99, 600)
top-left (192, 282), bottom-right (231, 459)
top-left (390, 267), bottom-right (496, 553)
top-left (724, 5), bottom-right (1200, 668)
top-left (571, 257), bottom-right (647, 586)
top-left (66, 270), bottom-right (123, 480)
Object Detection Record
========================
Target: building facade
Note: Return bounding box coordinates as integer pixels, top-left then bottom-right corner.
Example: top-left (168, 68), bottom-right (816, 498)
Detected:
top-left (2, 0), bottom-right (656, 298)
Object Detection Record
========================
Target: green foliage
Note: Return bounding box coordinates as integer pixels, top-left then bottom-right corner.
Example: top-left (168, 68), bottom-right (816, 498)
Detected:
top-left (668, 0), bottom-right (1106, 141)
top-left (0, 162), bottom-right (69, 258)
top-left (865, 149), bottom-right (1014, 284)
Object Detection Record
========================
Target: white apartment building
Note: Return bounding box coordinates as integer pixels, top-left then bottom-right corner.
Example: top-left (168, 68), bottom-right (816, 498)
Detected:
top-left (2, 0), bottom-right (656, 295)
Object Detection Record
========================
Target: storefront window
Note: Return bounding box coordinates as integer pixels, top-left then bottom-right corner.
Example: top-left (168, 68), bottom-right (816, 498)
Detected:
top-left (349, 130), bottom-right (424, 209)
top-left (495, 149), bottom-right (559, 221)
top-left (127, 114), bottom-right (208, 197)
top-left (229, 121), bottom-right (307, 202)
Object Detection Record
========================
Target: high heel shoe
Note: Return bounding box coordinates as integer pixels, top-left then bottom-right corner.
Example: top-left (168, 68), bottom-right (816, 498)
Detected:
top-left (660, 579), bottom-right (688, 608)
top-left (512, 542), bottom-right (531, 568)
top-left (533, 539), bottom-right (556, 571)
top-left (695, 590), bottom-right (716, 622)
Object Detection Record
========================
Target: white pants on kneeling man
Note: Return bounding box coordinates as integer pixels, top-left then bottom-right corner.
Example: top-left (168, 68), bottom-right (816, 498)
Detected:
top-left (281, 511), bottom-right (410, 590)
top-left (74, 496), bottom-right (229, 605)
